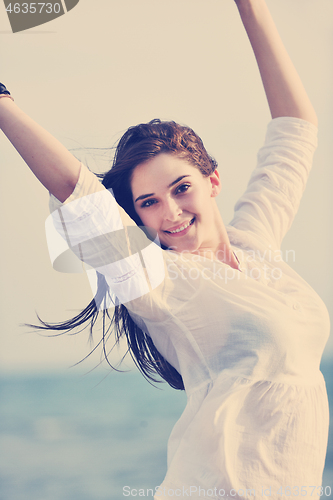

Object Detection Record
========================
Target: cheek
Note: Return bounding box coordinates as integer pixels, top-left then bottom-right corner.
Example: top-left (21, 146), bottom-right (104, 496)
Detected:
top-left (185, 189), bottom-right (206, 211)
top-left (136, 209), bottom-right (159, 230)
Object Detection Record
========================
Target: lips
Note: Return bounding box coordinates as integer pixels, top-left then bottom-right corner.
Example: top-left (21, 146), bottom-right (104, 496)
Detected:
top-left (164, 217), bottom-right (195, 234)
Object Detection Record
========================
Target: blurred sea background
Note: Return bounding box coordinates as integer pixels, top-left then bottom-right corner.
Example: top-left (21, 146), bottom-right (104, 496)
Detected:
top-left (0, 361), bottom-right (332, 500)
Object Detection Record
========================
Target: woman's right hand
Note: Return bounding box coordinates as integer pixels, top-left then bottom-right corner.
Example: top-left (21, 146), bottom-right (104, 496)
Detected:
top-left (0, 88), bottom-right (80, 202)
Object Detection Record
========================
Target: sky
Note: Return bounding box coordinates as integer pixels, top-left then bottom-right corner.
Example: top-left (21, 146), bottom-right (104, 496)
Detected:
top-left (0, 0), bottom-right (332, 373)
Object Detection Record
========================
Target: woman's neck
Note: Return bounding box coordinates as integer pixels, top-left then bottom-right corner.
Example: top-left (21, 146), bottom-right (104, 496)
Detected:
top-left (193, 203), bottom-right (240, 270)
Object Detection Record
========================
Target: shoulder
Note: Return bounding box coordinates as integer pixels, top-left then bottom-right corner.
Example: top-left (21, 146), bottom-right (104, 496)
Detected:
top-left (49, 163), bottom-right (104, 213)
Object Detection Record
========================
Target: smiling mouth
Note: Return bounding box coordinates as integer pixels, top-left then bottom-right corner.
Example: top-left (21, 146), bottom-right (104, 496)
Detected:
top-left (164, 218), bottom-right (195, 234)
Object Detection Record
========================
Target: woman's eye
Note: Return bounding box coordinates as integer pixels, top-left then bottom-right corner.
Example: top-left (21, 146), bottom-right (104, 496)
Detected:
top-left (175, 183), bottom-right (190, 194)
top-left (141, 199), bottom-right (157, 208)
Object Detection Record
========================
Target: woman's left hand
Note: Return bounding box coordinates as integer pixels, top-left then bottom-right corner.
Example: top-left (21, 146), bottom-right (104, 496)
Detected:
top-left (234, 0), bottom-right (318, 125)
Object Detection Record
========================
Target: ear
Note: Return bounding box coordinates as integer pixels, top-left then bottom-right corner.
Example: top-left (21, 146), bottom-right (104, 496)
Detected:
top-left (209, 170), bottom-right (221, 197)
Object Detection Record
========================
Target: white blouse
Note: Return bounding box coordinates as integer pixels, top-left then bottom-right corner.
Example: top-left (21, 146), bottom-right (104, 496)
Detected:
top-left (48, 117), bottom-right (330, 499)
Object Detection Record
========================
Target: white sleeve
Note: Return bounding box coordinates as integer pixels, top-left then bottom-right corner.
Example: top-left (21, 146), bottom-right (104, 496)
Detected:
top-left (49, 162), bottom-right (106, 214)
top-left (46, 164), bottom-right (165, 306)
top-left (229, 117), bottom-right (318, 250)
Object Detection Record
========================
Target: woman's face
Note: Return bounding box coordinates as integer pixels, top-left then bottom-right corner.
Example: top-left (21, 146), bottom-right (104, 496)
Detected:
top-left (130, 153), bottom-right (221, 254)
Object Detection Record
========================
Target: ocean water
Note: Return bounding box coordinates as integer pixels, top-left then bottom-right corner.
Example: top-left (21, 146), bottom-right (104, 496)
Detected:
top-left (0, 368), bottom-right (186, 500)
top-left (1, 362), bottom-right (332, 500)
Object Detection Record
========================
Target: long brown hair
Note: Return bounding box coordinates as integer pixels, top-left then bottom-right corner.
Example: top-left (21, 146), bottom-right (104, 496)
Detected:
top-left (35, 119), bottom-right (218, 390)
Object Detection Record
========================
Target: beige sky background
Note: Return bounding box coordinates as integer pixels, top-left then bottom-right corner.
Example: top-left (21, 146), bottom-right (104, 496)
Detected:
top-left (0, 0), bottom-right (332, 373)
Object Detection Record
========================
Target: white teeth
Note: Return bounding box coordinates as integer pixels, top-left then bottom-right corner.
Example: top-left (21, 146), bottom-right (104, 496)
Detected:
top-left (168, 218), bottom-right (194, 234)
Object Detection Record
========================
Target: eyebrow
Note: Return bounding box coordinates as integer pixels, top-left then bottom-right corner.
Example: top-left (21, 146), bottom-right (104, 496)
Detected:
top-left (134, 175), bottom-right (191, 203)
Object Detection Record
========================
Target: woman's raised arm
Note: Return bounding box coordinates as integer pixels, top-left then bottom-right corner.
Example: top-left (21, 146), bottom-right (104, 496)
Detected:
top-left (234, 0), bottom-right (318, 126)
top-left (0, 91), bottom-right (81, 202)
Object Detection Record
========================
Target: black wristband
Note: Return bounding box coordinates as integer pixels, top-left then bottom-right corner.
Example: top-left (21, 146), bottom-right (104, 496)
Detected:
top-left (0, 83), bottom-right (11, 96)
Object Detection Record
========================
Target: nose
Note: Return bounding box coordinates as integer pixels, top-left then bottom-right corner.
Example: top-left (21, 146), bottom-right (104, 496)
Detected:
top-left (164, 197), bottom-right (182, 221)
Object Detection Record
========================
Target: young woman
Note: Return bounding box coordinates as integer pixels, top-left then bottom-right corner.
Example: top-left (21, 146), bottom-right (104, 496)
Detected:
top-left (0, 0), bottom-right (329, 498)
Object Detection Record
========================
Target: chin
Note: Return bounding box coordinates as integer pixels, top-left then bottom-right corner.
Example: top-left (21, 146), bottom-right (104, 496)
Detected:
top-left (166, 240), bottom-right (199, 254)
